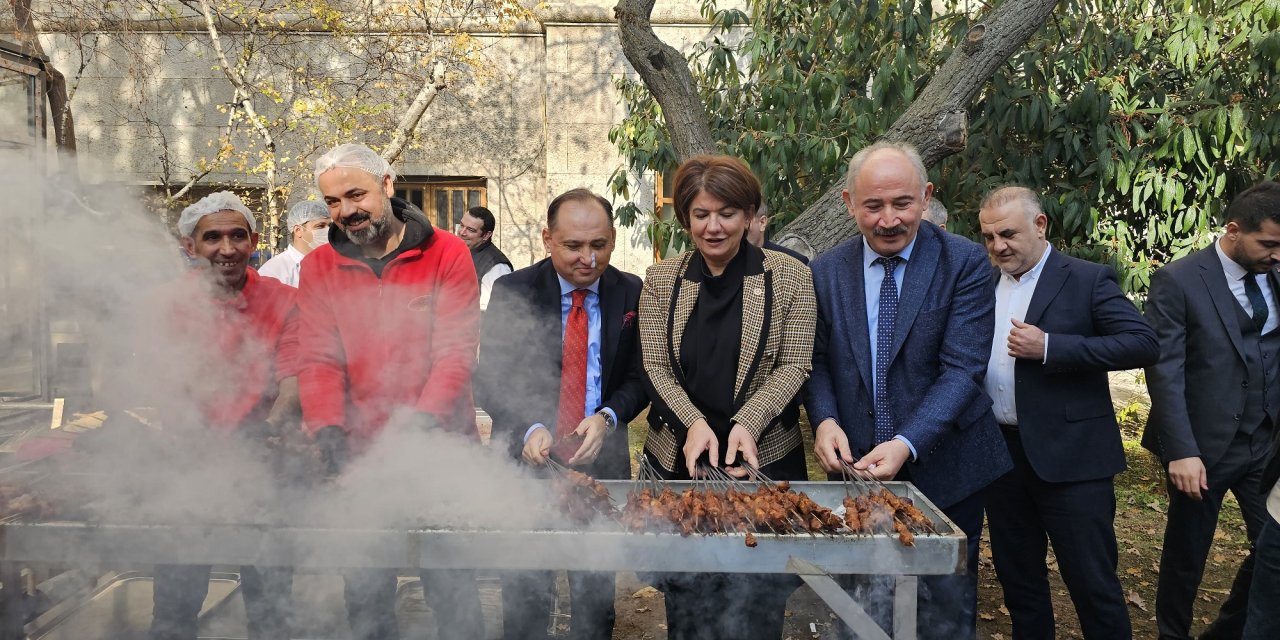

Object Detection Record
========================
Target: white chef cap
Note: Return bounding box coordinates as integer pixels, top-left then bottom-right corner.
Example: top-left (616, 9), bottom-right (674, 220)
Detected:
top-left (286, 199), bottom-right (329, 228)
top-left (178, 191), bottom-right (256, 238)
top-left (313, 143), bottom-right (396, 184)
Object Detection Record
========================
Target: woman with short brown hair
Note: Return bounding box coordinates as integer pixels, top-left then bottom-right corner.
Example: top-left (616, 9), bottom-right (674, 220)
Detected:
top-left (639, 154), bottom-right (815, 639)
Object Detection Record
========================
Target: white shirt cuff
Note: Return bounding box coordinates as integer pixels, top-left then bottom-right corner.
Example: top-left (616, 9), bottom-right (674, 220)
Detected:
top-left (1042, 334), bottom-right (1050, 364)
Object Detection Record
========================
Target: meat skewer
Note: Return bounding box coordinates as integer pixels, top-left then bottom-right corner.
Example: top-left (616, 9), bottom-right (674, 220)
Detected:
top-left (546, 459), bottom-right (618, 525)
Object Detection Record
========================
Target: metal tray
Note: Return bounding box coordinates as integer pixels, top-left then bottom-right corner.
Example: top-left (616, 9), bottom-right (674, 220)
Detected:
top-left (25, 571), bottom-right (240, 640)
top-left (0, 481), bottom-right (965, 576)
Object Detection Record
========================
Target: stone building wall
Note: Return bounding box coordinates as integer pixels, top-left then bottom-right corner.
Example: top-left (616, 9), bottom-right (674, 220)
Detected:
top-left (35, 1), bottom-right (730, 275)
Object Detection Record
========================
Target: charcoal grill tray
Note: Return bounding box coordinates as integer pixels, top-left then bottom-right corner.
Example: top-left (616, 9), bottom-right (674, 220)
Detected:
top-left (0, 481), bottom-right (964, 576)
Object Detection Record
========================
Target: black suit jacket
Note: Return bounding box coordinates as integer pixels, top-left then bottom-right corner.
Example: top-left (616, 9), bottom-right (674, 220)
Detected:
top-left (475, 258), bottom-right (647, 479)
top-left (999, 250), bottom-right (1158, 483)
top-left (1143, 245), bottom-right (1280, 469)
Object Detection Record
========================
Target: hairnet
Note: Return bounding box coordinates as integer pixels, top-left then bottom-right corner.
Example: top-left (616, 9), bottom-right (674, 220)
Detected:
top-left (287, 199), bottom-right (330, 228)
top-left (313, 143), bottom-right (396, 184)
top-left (178, 191), bottom-right (256, 237)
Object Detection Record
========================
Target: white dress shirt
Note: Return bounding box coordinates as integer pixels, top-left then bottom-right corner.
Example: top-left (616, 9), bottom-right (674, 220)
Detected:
top-left (1269, 478), bottom-right (1280, 522)
top-left (257, 245), bottom-right (305, 288)
top-left (479, 263), bottom-right (513, 311)
top-left (986, 243), bottom-right (1053, 425)
top-left (1214, 239), bottom-right (1279, 335)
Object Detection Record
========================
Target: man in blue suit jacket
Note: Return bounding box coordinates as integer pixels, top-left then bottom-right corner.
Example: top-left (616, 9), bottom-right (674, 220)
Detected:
top-left (806, 141), bottom-right (1012, 639)
top-left (978, 186), bottom-right (1158, 640)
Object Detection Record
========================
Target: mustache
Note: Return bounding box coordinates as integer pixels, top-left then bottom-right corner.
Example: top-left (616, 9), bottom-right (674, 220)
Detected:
top-left (341, 211), bottom-right (371, 227)
top-left (873, 225), bottom-right (908, 237)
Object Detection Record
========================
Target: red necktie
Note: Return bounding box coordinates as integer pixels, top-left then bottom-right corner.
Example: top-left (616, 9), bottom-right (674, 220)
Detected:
top-left (553, 289), bottom-right (589, 461)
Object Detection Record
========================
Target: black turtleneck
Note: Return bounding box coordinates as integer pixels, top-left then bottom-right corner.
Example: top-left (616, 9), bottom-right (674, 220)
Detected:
top-left (679, 239), bottom-right (754, 440)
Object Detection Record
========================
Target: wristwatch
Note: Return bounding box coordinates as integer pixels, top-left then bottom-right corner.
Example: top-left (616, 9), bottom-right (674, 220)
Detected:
top-left (596, 409), bottom-right (617, 432)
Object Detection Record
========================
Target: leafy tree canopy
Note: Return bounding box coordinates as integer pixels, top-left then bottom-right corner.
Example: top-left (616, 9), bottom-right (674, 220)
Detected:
top-left (609, 0), bottom-right (1280, 291)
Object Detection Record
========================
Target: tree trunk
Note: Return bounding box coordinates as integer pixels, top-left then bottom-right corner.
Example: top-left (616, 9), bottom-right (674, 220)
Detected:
top-left (10, 0), bottom-right (78, 154)
top-left (614, 0), bottom-right (716, 160)
top-left (773, 0), bottom-right (1060, 258)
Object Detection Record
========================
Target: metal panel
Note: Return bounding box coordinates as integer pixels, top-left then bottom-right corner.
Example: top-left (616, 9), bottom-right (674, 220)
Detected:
top-left (28, 572), bottom-right (240, 640)
top-left (0, 56), bottom-right (40, 78)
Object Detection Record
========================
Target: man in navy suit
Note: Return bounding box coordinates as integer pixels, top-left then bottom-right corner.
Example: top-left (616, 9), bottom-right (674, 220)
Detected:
top-left (978, 186), bottom-right (1158, 639)
top-left (806, 141), bottom-right (1012, 639)
top-left (475, 188), bottom-right (648, 640)
top-left (1144, 180), bottom-right (1280, 640)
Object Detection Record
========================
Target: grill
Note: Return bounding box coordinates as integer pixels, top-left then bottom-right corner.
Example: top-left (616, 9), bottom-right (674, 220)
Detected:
top-left (1, 480), bottom-right (963, 640)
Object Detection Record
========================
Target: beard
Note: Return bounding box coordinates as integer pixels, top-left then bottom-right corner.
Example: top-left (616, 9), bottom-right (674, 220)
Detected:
top-left (346, 196), bottom-right (395, 246)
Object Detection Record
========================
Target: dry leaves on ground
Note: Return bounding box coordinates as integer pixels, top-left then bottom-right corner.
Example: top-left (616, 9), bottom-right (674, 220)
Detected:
top-left (1127, 590), bottom-right (1148, 612)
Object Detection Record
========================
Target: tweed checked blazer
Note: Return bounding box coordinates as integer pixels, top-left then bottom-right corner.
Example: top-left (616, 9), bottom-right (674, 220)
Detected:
top-left (639, 245), bottom-right (816, 473)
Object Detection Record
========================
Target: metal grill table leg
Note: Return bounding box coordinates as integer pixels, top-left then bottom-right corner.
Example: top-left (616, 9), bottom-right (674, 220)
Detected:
top-left (787, 557), bottom-right (893, 640)
top-left (893, 576), bottom-right (917, 639)
top-left (0, 562), bottom-right (22, 640)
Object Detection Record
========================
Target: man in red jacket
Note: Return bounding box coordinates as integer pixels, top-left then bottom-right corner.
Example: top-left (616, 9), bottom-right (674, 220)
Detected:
top-left (148, 191), bottom-right (300, 640)
top-left (297, 143), bottom-right (484, 640)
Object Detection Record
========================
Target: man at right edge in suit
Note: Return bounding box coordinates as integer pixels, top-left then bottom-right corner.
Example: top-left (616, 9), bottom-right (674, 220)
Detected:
top-left (1144, 180), bottom-right (1280, 640)
top-left (979, 186), bottom-right (1157, 639)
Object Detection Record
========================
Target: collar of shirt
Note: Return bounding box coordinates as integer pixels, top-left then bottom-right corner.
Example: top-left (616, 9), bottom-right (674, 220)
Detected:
top-left (284, 244), bottom-right (306, 262)
top-left (556, 273), bottom-right (601, 297)
top-left (1000, 242), bottom-right (1053, 286)
top-left (861, 233), bottom-right (918, 271)
top-left (1213, 235), bottom-right (1279, 334)
top-left (1214, 237), bottom-right (1250, 283)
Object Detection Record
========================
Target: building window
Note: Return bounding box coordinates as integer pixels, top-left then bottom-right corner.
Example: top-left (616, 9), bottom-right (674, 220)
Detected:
top-left (654, 171), bottom-right (675, 222)
top-left (394, 177), bottom-right (487, 232)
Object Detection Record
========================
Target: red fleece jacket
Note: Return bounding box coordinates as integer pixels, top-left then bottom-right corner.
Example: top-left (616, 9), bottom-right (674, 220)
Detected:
top-left (159, 268), bottom-right (299, 430)
top-left (295, 212), bottom-right (480, 440)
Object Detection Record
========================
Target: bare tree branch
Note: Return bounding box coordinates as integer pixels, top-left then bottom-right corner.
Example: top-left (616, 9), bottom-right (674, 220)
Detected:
top-left (382, 60), bottom-right (447, 165)
top-left (195, 0), bottom-right (281, 238)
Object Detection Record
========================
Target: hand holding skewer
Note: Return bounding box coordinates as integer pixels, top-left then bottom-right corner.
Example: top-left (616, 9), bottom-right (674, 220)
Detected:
top-left (682, 419), bottom-right (719, 478)
top-left (522, 427), bottom-right (553, 466)
top-left (813, 419), bottom-right (854, 473)
top-left (853, 439), bottom-right (910, 481)
top-left (566, 413), bottom-right (609, 466)
top-left (723, 424), bottom-right (759, 478)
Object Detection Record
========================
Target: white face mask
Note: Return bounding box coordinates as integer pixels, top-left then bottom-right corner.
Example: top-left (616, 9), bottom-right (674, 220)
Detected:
top-left (308, 227), bottom-right (329, 249)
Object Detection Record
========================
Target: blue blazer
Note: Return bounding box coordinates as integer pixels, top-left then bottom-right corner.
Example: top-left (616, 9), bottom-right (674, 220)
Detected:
top-left (805, 222), bottom-right (1012, 509)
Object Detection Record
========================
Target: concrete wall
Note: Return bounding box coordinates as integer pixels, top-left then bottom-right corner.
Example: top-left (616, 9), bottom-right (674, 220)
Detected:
top-left (36, 2), bottom-right (728, 274)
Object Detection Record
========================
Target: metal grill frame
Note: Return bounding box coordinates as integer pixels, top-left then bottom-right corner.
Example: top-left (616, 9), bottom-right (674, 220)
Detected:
top-left (0, 480), bottom-right (964, 640)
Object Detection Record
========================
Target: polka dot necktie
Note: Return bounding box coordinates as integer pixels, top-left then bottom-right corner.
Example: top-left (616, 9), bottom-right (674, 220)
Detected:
top-left (874, 256), bottom-right (902, 445)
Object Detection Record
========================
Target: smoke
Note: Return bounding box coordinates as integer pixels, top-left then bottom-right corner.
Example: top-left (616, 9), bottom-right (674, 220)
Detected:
top-left (0, 145), bottom-right (955, 636)
top-left (0, 146), bottom-right (575, 544)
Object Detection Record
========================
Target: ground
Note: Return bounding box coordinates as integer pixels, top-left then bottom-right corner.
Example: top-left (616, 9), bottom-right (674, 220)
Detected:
top-left (604, 372), bottom-right (1254, 639)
